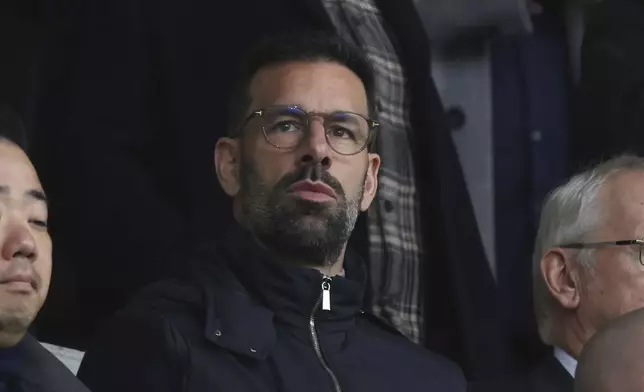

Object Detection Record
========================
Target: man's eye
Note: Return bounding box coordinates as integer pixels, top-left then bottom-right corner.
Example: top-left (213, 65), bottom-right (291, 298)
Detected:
top-left (329, 127), bottom-right (355, 140)
top-left (29, 219), bottom-right (48, 228)
top-left (270, 121), bottom-right (302, 133)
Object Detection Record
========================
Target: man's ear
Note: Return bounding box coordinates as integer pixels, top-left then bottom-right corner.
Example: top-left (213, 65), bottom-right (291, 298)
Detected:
top-left (541, 249), bottom-right (582, 311)
top-left (214, 137), bottom-right (241, 197)
top-left (360, 153), bottom-right (381, 211)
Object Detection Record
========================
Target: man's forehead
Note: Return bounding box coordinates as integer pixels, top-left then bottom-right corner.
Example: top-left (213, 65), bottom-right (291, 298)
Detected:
top-left (0, 163), bottom-right (40, 188)
top-left (605, 172), bottom-right (644, 205)
top-left (0, 144), bottom-right (43, 200)
top-left (249, 62), bottom-right (368, 114)
top-left (599, 173), bottom-right (644, 235)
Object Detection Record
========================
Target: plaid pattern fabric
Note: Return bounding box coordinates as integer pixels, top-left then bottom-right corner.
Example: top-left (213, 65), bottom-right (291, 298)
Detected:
top-left (322, 0), bottom-right (425, 343)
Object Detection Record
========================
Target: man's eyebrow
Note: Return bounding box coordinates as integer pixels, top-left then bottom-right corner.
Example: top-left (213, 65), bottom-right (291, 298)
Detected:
top-left (26, 189), bottom-right (47, 203)
top-left (0, 186), bottom-right (47, 203)
top-left (0, 186), bottom-right (47, 205)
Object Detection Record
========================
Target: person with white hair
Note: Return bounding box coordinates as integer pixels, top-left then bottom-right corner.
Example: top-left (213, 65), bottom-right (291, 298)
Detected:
top-left (531, 153), bottom-right (644, 390)
top-left (472, 154), bottom-right (644, 392)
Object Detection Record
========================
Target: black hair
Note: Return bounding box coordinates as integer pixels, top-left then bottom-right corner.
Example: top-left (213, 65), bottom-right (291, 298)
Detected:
top-left (0, 105), bottom-right (28, 150)
top-left (227, 30), bottom-right (377, 138)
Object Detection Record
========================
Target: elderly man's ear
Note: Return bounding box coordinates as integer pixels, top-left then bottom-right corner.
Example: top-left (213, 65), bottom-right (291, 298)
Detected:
top-left (541, 249), bottom-right (582, 310)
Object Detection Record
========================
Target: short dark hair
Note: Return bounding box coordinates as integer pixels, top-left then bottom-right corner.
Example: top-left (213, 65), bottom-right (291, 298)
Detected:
top-left (0, 105), bottom-right (28, 150)
top-left (227, 30), bottom-right (377, 137)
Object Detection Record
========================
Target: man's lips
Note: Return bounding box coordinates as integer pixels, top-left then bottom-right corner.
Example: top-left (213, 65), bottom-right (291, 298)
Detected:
top-left (288, 181), bottom-right (337, 200)
top-left (0, 274), bottom-right (36, 290)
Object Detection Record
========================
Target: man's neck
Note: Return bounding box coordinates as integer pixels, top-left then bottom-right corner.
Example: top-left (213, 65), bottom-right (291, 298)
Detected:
top-left (0, 332), bottom-right (26, 350)
top-left (558, 317), bottom-right (595, 359)
top-left (279, 248), bottom-right (346, 277)
top-left (248, 230), bottom-right (348, 277)
top-left (312, 248), bottom-right (346, 277)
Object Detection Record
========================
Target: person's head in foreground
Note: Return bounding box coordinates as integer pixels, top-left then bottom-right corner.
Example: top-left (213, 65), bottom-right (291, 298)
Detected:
top-left (0, 106), bottom-right (50, 348)
top-left (533, 154), bottom-right (644, 358)
top-left (214, 30), bottom-right (381, 276)
top-left (575, 307), bottom-right (644, 392)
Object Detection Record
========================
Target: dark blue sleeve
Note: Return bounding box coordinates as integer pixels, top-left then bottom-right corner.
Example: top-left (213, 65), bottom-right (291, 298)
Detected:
top-left (78, 309), bottom-right (188, 392)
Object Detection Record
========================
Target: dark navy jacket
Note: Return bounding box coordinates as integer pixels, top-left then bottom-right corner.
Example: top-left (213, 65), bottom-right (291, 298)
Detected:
top-left (468, 354), bottom-right (572, 392)
top-left (0, 334), bottom-right (89, 392)
top-left (77, 226), bottom-right (466, 392)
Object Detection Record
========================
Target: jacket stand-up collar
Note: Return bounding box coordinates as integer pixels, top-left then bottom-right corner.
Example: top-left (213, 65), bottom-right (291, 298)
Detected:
top-left (193, 224), bottom-right (367, 358)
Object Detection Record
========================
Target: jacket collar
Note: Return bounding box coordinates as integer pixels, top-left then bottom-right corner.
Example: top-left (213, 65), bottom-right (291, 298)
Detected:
top-left (13, 334), bottom-right (90, 392)
top-left (193, 224), bottom-right (366, 359)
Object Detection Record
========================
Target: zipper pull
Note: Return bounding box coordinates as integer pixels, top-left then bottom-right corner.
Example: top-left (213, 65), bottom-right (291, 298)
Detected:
top-left (321, 277), bottom-right (332, 311)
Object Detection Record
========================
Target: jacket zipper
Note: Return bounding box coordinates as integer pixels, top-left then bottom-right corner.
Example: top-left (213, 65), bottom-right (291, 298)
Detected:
top-left (309, 276), bottom-right (342, 392)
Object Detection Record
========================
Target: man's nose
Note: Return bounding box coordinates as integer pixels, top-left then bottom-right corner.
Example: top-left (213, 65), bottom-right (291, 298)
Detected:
top-left (299, 118), bottom-right (331, 168)
top-left (1, 221), bottom-right (37, 262)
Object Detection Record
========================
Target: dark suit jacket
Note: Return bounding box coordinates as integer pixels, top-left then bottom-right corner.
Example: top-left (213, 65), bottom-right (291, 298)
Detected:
top-left (469, 354), bottom-right (573, 392)
top-left (8, 334), bottom-right (89, 392)
top-left (29, 0), bottom-right (513, 380)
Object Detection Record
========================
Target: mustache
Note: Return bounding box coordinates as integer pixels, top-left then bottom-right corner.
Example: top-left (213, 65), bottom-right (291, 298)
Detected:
top-left (279, 163), bottom-right (345, 198)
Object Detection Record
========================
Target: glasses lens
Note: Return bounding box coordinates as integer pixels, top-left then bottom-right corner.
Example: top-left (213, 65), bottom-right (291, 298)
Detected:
top-left (261, 107), bottom-right (307, 148)
top-left (325, 112), bottom-right (370, 155)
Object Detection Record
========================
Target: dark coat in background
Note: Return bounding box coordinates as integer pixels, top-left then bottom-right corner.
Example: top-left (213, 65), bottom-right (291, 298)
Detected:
top-left (28, 0), bottom-right (514, 380)
top-left (573, 0), bottom-right (644, 168)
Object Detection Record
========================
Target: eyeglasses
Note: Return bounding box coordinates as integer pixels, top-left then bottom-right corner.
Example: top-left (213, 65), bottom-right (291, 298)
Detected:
top-left (557, 239), bottom-right (644, 265)
top-left (239, 105), bottom-right (379, 156)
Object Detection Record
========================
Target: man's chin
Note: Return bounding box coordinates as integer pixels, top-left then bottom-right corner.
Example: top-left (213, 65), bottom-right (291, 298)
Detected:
top-left (289, 215), bottom-right (329, 233)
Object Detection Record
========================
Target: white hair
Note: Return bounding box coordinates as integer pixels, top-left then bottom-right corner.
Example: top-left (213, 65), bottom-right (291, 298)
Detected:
top-left (533, 154), bottom-right (644, 345)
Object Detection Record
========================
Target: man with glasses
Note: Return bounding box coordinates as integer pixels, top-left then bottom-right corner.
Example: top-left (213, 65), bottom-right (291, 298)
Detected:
top-left (473, 154), bottom-right (644, 392)
top-left (76, 31), bottom-right (466, 392)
